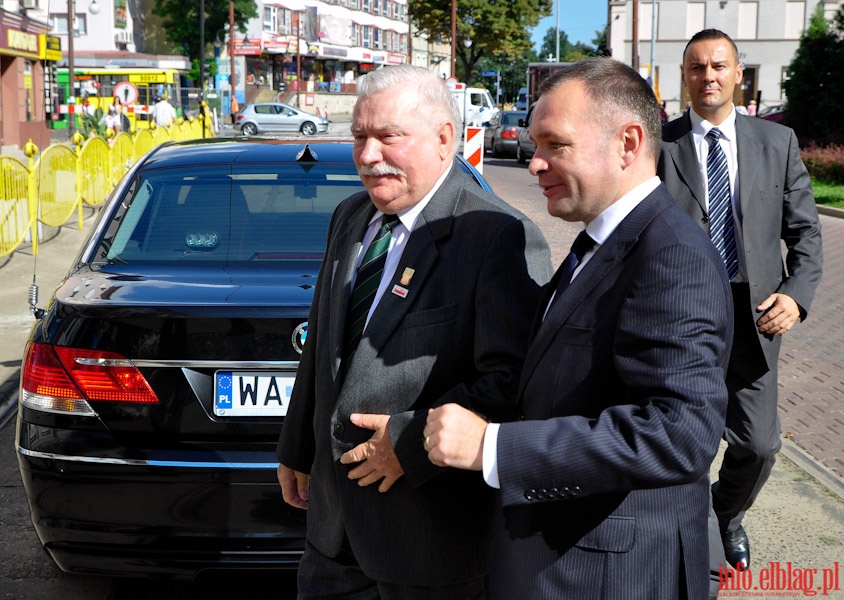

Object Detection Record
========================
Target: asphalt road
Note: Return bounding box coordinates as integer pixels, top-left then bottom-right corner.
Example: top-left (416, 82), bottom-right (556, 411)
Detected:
top-left (1, 137), bottom-right (842, 599)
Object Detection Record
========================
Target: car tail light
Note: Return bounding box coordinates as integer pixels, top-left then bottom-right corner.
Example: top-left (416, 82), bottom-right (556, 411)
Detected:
top-left (501, 127), bottom-right (519, 139)
top-left (20, 342), bottom-right (158, 415)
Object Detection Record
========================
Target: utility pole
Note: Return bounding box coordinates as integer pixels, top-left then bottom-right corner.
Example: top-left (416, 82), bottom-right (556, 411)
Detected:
top-left (67, 0), bottom-right (75, 136)
top-left (632, 0), bottom-right (640, 73)
top-left (199, 0), bottom-right (205, 102)
top-left (229, 1), bottom-right (235, 91)
top-left (450, 0), bottom-right (456, 78)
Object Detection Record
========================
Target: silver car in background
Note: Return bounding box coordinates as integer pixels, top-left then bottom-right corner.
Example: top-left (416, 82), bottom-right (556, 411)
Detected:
top-left (236, 102), bottom-right (329, 136)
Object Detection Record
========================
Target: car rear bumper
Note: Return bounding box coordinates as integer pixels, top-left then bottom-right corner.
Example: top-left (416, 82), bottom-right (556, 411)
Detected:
top-left (17, 434), bottom-right (306, 579)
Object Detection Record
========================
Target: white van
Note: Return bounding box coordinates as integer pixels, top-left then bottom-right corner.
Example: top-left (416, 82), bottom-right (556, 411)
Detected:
top-left (515, 87), bottom-right (528, 110)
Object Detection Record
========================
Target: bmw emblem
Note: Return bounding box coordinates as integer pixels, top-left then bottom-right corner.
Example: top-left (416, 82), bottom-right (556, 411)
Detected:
top-left (292, 322), bottom-right (308, 355)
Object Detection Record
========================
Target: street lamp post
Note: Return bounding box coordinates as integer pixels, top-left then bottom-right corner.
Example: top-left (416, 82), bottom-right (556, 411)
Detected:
top-left (450, 0), bottom-right (456, 78)
top-left (229, 1), bottom-right (236, 91)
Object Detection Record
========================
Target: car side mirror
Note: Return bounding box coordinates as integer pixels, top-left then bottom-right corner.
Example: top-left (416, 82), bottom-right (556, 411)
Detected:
top-left (482, 121), bottom-right (491, 127)
top-left (518, 119), bottom-right (526, 127)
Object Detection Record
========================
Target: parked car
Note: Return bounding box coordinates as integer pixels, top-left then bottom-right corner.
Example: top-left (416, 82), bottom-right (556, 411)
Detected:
top-left (484, 110), bottom-right (527, 158)
top-left (758, 103), bottom-right (786, 124)
top-left (236, 102), bottom-right (328, 136)
top-left (15, 138), bottom-right (491, 580)
top-left (516, 104), bottom-right (536, 164)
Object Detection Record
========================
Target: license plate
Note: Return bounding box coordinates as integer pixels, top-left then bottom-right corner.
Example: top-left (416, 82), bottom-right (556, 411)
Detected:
top-left (214, 371), bottom-right (295, 417)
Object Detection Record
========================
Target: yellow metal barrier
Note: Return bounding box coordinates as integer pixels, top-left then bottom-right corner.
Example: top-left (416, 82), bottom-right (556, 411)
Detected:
top-left (0, 156), bottom-right (35, 258)
top-left (0, 123), bottom-right (214, 257)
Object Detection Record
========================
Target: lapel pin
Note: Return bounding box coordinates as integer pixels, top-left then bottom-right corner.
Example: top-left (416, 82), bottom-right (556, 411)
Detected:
top-left (400, 267), bottom-right (415, 286)
top-left (392, 284), bottom-right (408, 298)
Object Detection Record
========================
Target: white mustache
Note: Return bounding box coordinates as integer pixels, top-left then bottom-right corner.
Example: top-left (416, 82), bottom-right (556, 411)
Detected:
top-left (359, 163), bottom-right (407, 177)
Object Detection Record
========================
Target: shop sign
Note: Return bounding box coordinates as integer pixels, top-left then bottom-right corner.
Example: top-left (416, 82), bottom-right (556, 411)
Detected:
top-left (234, 37), bottom-right (263, 56)
top-left (386, 53), bottom-right (406, 65)
top-left (322, 46), bottom-right (348, 58)
top-left (39, 35), bottom-right (62, 62)
top-left (1, 26), bottom-right (40, 59)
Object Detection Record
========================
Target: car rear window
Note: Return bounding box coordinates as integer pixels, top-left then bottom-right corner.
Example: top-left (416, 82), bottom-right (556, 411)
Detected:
top-left (98, 163), bottom-right (363, 265)
top-left (501, 112), bottom-right (526, 126)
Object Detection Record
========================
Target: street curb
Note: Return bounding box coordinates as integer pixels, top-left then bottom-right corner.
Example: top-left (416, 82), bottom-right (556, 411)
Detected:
top-left (816, 204), bottom-right (844, 218)
top-left (779, 438), bottom-right (844, 502)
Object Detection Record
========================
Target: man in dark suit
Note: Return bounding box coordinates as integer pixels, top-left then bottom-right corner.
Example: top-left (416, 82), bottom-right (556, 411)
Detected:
top-left (425, 57), bottom-right (733, 599)
top-left (275, 64), bottom-right (552, 599)
top-left (659, 30), bottom-right (823, 578)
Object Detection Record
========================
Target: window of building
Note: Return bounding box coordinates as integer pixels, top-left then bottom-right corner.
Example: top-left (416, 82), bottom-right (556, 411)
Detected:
top-left (785, 2), bottom-right (806, 39)
top-left (382, 0), bottom-right (391, 18)
top-left (51, 13), bottom-right (87, 35)
top-left (350, 0), bottom-right (360, 9)
top-left (278, 9), bottom-right (292, 35)
top-left (362, 0), bottom-right (371, 12)
top-left (685, 3), bottom-right (705, 39)
top-left (362, 25), bottom-right (372, 48)
top-left (738, 2), bottom-right (758, 39)
top-left (263, 5), bottom-right (277, 33)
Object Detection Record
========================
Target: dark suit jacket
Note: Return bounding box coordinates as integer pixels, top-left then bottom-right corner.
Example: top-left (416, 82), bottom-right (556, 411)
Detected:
top-left (276, 164), bottom-right (552, 586)
top-left (659, 112), bottom-right (823, 373)
top-left (491, 186), bottom-right (732, 600)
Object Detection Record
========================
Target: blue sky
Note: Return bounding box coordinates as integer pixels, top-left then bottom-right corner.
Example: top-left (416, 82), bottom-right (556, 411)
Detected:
top-left (530, 2), bottom-right (607, 54)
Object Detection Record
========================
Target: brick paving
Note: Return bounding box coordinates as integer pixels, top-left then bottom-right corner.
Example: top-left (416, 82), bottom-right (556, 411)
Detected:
top-left (482, 161), bottom-right (844, 483)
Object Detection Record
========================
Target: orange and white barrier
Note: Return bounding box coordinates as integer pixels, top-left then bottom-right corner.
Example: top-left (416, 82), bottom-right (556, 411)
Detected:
top-left (463, 126), bottom-right (483, 174)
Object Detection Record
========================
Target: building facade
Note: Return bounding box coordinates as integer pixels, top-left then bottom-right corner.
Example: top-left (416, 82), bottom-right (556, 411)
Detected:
top-left (608, 0), bottom-right (844, 117)
top-left (232, 0), bottom-right (410, 106)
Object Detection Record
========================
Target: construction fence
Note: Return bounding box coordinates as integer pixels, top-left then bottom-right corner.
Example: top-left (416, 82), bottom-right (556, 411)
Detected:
top-left (0, 116), bottom-right (213, 258)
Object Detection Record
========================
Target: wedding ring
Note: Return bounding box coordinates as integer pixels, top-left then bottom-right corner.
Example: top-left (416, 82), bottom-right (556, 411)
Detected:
top-left (424, 436), bottom-right (431, 451)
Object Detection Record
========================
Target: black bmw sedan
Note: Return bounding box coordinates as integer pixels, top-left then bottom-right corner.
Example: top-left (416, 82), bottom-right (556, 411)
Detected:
top-left (15, 138), bottom-right (490, 579)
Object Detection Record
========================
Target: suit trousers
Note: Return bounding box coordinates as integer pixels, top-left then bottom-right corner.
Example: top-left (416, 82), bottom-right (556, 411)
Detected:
top-left (297, 538), bottom-right (488, 600)
top-left (712, 283), bottom-right (782, 534)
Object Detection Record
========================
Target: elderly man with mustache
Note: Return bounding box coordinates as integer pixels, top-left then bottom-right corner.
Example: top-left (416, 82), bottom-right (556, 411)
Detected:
top-left (275, 64), bottom-right (552, 599)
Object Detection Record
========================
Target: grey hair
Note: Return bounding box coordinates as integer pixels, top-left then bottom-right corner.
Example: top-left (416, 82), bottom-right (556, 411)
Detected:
top-left (356, 65), bottom-right (461, 143)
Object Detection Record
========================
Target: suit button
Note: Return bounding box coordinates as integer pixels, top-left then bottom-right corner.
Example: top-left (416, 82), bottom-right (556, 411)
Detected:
top-left (333, 422), bottom-right (344, 435)
top-left (548, 488), bottom-right (559, 499)
top-left (571, 485), bottom-right (581, 497)
top-left (536, 488), bottom-right (548, 499)
top-left (524, 489), bottom-right (536, 501)
top-left (560, 486), bottom-right (570, 498)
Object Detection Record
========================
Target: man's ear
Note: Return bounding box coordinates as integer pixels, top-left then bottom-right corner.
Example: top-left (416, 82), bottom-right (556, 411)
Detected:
top-left (438, 121), bottom-right (456, 159)
top-left (620, 122), bottom-right (646, 167)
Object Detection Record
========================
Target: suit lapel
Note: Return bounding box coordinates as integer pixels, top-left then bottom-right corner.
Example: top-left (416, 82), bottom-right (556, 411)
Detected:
top-left (329, 197), bottom-right (377, 383)
top-left (364, 166), bottom-right (462, 355)
top-left (517, 189), bottom-right (668, 402)
top-left (734, 115), bottom-right (761, 222)
top-left (666, 114), bottom-right (707, 215)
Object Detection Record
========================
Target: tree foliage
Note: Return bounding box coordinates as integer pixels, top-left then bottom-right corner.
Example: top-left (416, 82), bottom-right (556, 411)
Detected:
top-left (783, 4), bottom-right (844, 143)
top-left (409, 0), bottom-right (552, 82)
top-left (152, 0), bottom-right (258, 83)
top-left (537, 27), bottom-right (601, 62)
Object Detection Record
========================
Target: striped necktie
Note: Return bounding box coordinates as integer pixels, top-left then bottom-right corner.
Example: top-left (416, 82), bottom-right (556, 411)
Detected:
top-left (706, 128), bottom-right (739, 281)
top-left (344, 213), bottom-right (400, 362)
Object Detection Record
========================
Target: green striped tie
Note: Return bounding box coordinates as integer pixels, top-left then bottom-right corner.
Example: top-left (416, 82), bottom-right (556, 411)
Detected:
top-left (344, 214), bottom-right (399, 362)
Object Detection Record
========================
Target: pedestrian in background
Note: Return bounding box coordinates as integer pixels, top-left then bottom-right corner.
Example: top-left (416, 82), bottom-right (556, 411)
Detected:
top-left (425, 56), bottom-right (733, 600)
top-left (275, 64), bottom-right (552, 599)
top-left (659, 29), bottom-right (823, 594)
top-left (230, 94), bottom-right (240, 126)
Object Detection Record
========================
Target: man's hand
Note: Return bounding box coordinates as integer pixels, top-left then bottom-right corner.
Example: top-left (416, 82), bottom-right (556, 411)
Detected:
top-left (424, 404), bottom-right (487, 471)
top-left (340, 413), bottom-right (404, 493)
top-left (277, 464), bottom-right (310, 510)
top-left (756, 293), bottom-right (800, 336)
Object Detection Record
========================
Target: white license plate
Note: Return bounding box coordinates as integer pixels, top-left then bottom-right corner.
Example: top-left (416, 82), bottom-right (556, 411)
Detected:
top-left (214, 371), bottom-right (295, 417)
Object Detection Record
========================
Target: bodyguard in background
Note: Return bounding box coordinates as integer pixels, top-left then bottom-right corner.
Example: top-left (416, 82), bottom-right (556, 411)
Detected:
top-left (276, 64), bottom-right (552, 599)
top-left (659, 29), bottom-right (823, 583)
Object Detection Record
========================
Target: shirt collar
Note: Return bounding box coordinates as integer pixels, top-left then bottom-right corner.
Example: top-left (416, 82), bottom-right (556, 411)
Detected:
top-left (586, 177), bottom-right (661, 245)
top-left (689, 107), bottom-right (737, 142)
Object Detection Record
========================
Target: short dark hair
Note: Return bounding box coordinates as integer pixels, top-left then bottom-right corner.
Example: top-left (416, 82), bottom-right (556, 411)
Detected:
top-left (538, 57), bottom-right (662, 166)
top-left (684, 29), bottom-right (739, 61)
